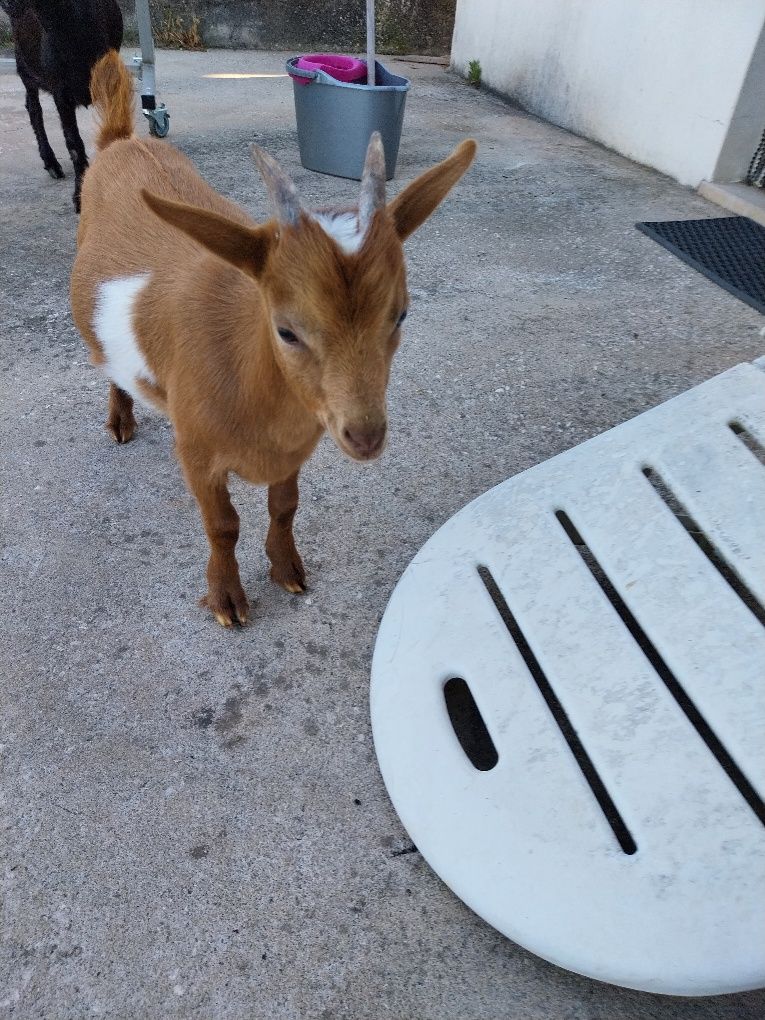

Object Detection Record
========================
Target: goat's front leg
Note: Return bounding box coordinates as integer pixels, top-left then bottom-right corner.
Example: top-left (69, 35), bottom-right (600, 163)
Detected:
top-left (20, 76), bottom-right (64, 180)
top-left (266, 471), bottom-right (306, 594)
top-left (53, 91), bottom-right (88, 211)
top-left (179, 447), bottom-right (249, 627)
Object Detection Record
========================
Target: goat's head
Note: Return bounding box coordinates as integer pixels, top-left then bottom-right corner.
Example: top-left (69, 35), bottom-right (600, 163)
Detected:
top-left (142, 133), bottom-right (476, 461)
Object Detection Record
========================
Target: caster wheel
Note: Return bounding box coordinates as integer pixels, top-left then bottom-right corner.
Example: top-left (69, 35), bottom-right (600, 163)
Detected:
top-left (144, 104), bottom-right (170, 138)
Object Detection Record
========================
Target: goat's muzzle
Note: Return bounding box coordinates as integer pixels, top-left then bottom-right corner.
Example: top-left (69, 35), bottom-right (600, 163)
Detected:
top-left (340, 421), bottom-right (387, 461)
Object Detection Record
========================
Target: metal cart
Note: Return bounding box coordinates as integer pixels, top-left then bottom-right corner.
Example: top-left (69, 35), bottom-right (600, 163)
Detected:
top-left (131, 0), bottom-right (170, 137)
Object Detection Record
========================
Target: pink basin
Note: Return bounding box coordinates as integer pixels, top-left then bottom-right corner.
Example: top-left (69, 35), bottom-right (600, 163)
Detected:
top-left (292, 54), bottom-right (367, 85)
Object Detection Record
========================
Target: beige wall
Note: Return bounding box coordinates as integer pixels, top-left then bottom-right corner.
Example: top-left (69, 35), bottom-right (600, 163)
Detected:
top-left (451, 0), bottom-right (765, 186)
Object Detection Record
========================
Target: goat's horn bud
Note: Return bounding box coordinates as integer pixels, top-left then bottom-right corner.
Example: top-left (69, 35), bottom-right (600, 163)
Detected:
top-left (251, 144), bottom-right (302, 227)
top-left (358, 132), bottom-right (386, 236)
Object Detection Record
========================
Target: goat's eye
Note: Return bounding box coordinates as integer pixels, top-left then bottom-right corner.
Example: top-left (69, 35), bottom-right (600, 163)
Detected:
top-left (277, 327), bottom-right (301, 346)
top-left (396, 309), bottom-right (408, 328)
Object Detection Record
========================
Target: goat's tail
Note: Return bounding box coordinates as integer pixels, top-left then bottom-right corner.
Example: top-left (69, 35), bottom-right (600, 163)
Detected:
top-left (90, 50), bottom-right (135, 150)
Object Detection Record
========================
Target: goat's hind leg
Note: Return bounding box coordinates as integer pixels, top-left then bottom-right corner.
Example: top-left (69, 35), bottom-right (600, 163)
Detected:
top-left (266, 472), bottom-right (306, 594)
top-left (53, 91), bottom-right (88, 212)
top-left (106, 383), bottom-right (136, 444)
top-left (21, 75), bottom-right (64, 180)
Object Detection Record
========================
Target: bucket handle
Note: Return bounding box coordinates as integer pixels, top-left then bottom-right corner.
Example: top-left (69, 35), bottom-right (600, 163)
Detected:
top-left (287, 60), bottom-right (318, 83)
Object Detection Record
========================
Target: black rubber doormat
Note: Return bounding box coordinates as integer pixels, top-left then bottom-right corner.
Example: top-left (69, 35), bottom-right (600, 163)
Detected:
top-left (636, 215), bottom-right (765, 315)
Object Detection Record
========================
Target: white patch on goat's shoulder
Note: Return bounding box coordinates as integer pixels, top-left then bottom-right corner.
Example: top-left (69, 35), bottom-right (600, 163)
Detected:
top-left (93, 274), bottom-right (155, 404)
top-left (312, 211), bottom-right (365, 254)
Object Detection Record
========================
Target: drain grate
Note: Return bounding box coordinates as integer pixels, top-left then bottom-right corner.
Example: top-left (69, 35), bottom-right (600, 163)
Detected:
top-left (371, 361), bottom-right (765, 996)
top-left (637, 215), bottom-right (765, 314)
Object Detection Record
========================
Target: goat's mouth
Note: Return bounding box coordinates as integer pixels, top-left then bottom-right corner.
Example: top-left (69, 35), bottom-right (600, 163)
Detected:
top-left (328, 422), bottom-right (388, 462)
top-left (341, 437), bottom-right (387, 462)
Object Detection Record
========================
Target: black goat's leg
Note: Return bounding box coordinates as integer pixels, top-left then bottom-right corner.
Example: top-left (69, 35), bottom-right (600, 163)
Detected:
top-left (21, 77), bottom-right (64, 180)
top-left (53, 92), bottom-right (88, 212)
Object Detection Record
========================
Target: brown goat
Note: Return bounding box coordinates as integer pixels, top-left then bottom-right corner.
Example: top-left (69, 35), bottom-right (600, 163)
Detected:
top-left (71, 51), bottom-right (476, 627)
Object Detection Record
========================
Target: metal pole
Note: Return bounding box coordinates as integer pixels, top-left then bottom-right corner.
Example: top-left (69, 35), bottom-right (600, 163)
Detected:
top-left (366, 0), bottom-right (376, 86)
top-left (135, 0), bottom-right (156, 107)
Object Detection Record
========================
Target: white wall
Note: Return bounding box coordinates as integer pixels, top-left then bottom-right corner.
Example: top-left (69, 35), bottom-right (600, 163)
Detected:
top-left (452, 0), bottom-right (765, 187)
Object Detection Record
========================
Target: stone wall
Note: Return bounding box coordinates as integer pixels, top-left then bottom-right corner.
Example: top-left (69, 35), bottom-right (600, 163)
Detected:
top-left (118, 1), bottom-right (456, 54)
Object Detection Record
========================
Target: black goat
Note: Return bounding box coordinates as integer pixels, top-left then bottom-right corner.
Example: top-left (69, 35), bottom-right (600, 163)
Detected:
top-left (2, 0), bottom-right (123, 211)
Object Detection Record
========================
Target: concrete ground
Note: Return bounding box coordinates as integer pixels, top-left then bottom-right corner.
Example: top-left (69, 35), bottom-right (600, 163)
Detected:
top-left (1, 48), bottom-right (763, 1020)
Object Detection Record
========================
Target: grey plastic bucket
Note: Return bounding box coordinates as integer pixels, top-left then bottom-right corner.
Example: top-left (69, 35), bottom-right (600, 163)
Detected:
top-left (287, 57), bottom-right (409, 181)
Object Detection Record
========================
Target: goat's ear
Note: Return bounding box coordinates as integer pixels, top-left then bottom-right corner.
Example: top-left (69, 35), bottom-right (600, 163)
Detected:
top-left (141, 190), bottom-right (271, 277)
top-left (387, 139), bottom-right (477, 241)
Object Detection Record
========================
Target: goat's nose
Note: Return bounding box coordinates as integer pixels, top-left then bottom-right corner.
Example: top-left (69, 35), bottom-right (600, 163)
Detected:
top-left (343, 422), bottom-right (387, 458)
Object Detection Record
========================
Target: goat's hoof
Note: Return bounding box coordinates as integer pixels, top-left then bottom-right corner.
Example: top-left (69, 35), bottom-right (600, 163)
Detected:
top-left (200, 587), bottom-right (250, 628)
top-left (270, 560), bottom-right (307, 595)
top-left (46, 162), bottom-right (65, 180)
top-left (106, 415), bottom-right (136, 444)
top-left (281, 579), bottom-right (306, 595)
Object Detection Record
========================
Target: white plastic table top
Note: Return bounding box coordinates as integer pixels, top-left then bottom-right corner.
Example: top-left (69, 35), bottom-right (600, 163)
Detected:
top-left (371, 361), bottom-right (765, 996)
